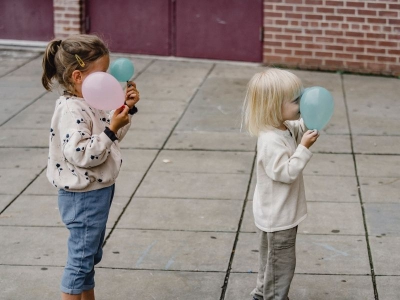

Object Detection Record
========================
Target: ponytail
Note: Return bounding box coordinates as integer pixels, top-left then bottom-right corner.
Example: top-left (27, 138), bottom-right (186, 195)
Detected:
top-left (41, 39), bottom-right (62, 91)
top-left (41, 35), bottom-right (109, 94)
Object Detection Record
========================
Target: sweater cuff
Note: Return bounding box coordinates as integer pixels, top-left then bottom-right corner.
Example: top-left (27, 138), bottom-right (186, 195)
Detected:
top-left (125, 104), bottom-right (138, 115)
top-left (104, 127), bottom-right (118, 142)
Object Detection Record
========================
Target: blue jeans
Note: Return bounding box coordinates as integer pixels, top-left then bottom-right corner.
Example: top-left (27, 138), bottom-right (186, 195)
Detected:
top-left (251, 227), bottom-right (297, 300)
top-left (58, 185), bottom-right (115, 295)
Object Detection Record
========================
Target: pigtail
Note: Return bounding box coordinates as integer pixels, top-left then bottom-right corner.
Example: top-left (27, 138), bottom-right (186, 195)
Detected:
top-left (41, 39), bottom-right (62, 91)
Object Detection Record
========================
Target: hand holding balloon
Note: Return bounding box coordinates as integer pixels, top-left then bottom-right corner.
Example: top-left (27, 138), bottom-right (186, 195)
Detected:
top-left (301, 130), bottom-right (319, 148)
top-left (110, 58), bottom-right (134, 82)
top-left (300, 86), bottom-right (334, 131)
top-left (125, 81), bottom-right (140, 109)
top-left (109, 105), bottom-right (130, 133)
top-left (82, 72), bottom-right (125, 110)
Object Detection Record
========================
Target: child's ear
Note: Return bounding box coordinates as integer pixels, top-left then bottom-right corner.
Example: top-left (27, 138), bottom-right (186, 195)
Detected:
top-left (71, 70), bottom-right (83, 84)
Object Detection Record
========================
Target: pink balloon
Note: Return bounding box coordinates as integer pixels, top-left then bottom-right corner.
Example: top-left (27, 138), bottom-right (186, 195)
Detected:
top-left (82, 72), bottom-right (125, 110)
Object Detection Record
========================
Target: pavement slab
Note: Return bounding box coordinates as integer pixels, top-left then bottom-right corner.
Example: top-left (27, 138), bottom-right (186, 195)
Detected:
top-left (0, 49), bottom-right (398, 299)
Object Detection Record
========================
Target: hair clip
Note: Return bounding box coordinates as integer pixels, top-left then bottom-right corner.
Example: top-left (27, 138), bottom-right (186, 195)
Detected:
top-left (75, 54), bottom-right (85, 67)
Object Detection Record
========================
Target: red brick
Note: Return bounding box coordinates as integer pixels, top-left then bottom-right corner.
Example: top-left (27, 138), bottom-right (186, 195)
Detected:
top-left (368, 18), bottom-right (387, 25)
top-left (358, 9), bottom-right (377, 16)
top-left (276, 20), bottom-right (290, 25)
top-left (337, 8), bottom-right (356, 14)
top-left (297, 6), bottom-right (314, 12)
top-left (389, 19), bottom-right (400, 25)
top-left (277, 5), bottom-right (293, 11)
top-left (379, 11), bottom-right (398, 18)
top-left (284, 56), bottom-right (303, 64)
top-left (347, 17), bottom-right (365, 23)
top-left (285, 28), bottom-right (303, 34)
top-left (347, 61), bottom-right (366, 69)
top-left (346, 47), bottom-right (365, 53)
top-left (266, 41), bottom-right (283, 47)
top-left (285, 42), bottom-right (303, 48)
top-left (65, 13), bottom-right (80, 18)
top-left (325, 60), bottom-right (345, 67)
top-left (377, 56), bottom-right (397, 63)
top-left (366, 33), bottom-right (386, 39)
top-left (358, 40), bottom-right (376, 46)
top-left (326, 1), bottom-right (344, 6)
top-left (316, 37), bottom-right (335, 43)
top-left (305, 0), bottom-right (323, 5)
top-left (305, 43), bottom-right (324, 49)
top-left (326, 15), bottom-right (344, 21)
top-left (325, 30), bottom-right (343, 36)
top-left (285, 0), bottom-right (304, 4)
top-left (286, 13), bottom-right (304, 19)
top-left (317, 7), bottom-right (334, 13)
top-left (326, 45), bottom-right (344, 51)
top-left (367, 48), bottom-right (386, 54)
top-left (335, 53), bottom-right (354, 59)
top-left (315, 52), bottom-right (333, 57)
top-left (305, 14), bottom-right (323, 20)
top-left (275, 49), bottom-right (293, 55)
top-left (296, 36), bottom-right (313, 41)
top-left (295, 50), bottom-right (313, 56)
top-left (379, 41), bottom-right (398, 47)
top-left (276, 35), bottom-right (294, 40)
top-left (337, 38), bottom-right (355, 44)
top-left (305, 29), bottom-right (323, 34)
top-left (347, 2), bottom-right (365, 8)
top-left (367, 3), bottom-right (387, 9)
top-left (264, 26), bottom-right (282, 33)
top-left (389, 4), bottom-right (400, 10)
top-left (304, 58), bottom-right (323, 65)
top-left (264, 55), bottom-right (285, 63)
top-left (346, 31), bottom-right (364, 38)
top-left (388, 34), bottom-right (400, 40)
top-left (356, 55), bottom-right (376, 61)
top-left (266, 12), bottom-right (284, 18)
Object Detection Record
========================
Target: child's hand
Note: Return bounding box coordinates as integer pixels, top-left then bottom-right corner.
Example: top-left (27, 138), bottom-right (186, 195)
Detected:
top-left (301, 130), bottom-right (319, 148)
top-left (125, 81), bottom-right (140, 108)
top-left (109, 105), bottom-right (130, 133)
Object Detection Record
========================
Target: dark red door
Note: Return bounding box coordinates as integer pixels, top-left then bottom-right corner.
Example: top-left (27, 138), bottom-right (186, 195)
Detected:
top-left (87, 0), bottom-right (263, 62)
top-left (175, 0), bottom-right (263, 62)
top-left (0, 0), bottom-right (54, 41)
top-left (87, 0), bottom-right (171, 55)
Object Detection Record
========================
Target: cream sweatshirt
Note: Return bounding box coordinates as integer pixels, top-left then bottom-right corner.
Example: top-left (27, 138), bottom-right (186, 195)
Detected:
top-left (253, 119), bottom-right (313, 232)
top-left (47, 95), bottom-right (132, 192)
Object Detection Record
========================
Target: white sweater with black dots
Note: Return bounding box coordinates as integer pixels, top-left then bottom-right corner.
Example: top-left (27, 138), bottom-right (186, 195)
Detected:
top-left (253, 120), bottom-right (313, 232)
top-left (47, 95), bottom-right (131, 192)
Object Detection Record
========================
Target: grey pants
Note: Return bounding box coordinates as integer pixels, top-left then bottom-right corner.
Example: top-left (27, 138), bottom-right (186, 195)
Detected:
top-left (251, 226), bottom-right (298, 300)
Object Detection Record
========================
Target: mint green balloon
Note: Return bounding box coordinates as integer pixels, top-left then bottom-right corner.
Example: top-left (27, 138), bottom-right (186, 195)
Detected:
top-left (300, 86), bottom-right (334, 130)
top-left (109, 58), bottom-right (134, 82)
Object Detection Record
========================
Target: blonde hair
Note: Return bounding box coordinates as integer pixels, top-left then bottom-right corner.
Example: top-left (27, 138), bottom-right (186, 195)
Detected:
top-left (41, 34), bottom-right (109, 94)
top-left (242, 68), bottom-right (303, 136)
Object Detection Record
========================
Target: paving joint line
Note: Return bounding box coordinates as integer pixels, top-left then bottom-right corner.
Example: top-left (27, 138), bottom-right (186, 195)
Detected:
top-left (220, 146), bottom-right (257, 300)
top-left (103, 62), bottom-right (217, 247)
top-left (341, 73), bottom-right (379, 300)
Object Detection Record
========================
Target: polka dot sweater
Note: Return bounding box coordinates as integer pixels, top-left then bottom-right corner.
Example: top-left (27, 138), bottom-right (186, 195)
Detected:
top-left (47, 95), bottom-right (131, 192)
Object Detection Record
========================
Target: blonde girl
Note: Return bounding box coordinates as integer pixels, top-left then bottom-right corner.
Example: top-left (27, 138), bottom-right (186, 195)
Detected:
top-left (243, 68), bottom-right (318, 300)
top-left (42, 34), bottom-right (140, 300)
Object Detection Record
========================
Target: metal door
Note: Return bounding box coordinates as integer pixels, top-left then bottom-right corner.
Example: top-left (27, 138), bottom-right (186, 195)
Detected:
top-left (0, 0), bottom-right (54, 41)
top-left (87, 0), bottom-right (171, 55)
top-left (174, 0), bottom-right (263, 62)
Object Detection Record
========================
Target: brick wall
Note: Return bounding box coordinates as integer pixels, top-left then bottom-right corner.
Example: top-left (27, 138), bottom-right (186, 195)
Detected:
top-left (263, 0), bottom-right (400, 76)
top-left (53, 0), bottom-right (85, 38)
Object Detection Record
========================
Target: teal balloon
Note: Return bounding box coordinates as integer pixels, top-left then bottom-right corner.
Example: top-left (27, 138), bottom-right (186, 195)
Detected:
top-left (300, 86), bottom-right (334, 130)
top-left (109, 58), bottom-right (134, 82)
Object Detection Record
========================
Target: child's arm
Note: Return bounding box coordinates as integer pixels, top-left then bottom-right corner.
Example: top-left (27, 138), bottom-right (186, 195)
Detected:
top-left (262, 138), bottom-right (313, 184)
top-left (61, 106), bottom-right (129, 168)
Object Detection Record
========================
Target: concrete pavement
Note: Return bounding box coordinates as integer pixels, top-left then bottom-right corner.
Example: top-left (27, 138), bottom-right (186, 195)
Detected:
top-left (0, 48), bottom-right (399, 300)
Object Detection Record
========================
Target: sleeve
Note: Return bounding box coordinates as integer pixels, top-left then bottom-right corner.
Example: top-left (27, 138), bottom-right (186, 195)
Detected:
top-left (60, 107), bottom-right (114, 168)
top-left (286, 119), bottom-right (308, 145)
top-left (262, 138), bottom-right (313, 184)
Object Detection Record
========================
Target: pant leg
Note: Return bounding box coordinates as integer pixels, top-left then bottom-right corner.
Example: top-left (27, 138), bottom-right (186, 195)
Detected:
top-left (251, 227), bottom-right (297, 300)
top-left (58, 185), bottom-right (114, 294)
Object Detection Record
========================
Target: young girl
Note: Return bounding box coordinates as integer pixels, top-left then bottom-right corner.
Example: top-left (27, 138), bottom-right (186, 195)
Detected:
top-left (242, 68), bottom-right (319, 300)
top-left (42, 34), bottom-right (140, 300)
